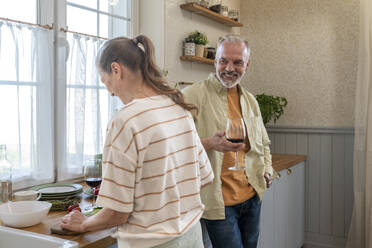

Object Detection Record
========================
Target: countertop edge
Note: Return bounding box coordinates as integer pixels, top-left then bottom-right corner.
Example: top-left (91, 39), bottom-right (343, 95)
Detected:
top-left (271, 154), bottom-right (307, 172)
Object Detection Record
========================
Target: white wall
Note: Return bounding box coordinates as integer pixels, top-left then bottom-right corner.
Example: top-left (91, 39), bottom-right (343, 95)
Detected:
top-left (138, 0), bottom-right (165, 68)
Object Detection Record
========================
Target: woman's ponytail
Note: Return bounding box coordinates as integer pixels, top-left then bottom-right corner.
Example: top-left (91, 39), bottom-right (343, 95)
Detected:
top-left (97, 35), bottom-right (197, 113)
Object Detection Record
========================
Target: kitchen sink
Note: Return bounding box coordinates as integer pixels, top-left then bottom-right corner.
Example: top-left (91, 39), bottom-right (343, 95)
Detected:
top-left (0, 225), bottom-right (79, 248)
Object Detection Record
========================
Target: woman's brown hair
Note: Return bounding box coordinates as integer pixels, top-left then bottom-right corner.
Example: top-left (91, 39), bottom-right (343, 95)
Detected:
top-left (97, 35), bottom-right (197, 113)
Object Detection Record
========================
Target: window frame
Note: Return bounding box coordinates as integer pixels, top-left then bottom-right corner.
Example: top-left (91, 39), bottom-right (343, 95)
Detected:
top-left (0, 0), bottom-right (137, 189)
top-left (55, 0), bottom-right (137, 181)
top-left (41, 0), bottom-right (137, 183)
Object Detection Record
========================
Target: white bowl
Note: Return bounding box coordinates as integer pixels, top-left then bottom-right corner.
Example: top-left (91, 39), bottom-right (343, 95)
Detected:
top-left (0, 201), bottom-right (52, 228)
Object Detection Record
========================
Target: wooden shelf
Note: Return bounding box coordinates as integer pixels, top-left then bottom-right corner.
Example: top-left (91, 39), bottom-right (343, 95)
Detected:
top-left (180, 55), bottom-right (214, 65)
top-left (180, 3), bottom-right (243, 27)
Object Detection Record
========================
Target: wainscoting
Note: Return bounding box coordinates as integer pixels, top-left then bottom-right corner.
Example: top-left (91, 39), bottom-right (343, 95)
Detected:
top-left (266, 126), bottom-right (354, 248)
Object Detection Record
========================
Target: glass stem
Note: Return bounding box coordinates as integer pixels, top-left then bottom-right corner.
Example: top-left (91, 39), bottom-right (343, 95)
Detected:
top-left (92, 187), bottom-right (96, 207)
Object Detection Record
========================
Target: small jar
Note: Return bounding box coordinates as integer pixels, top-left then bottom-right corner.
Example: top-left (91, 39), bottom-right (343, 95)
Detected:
top-left (220, 5), bottom-right (228, 17)
top-left (199, 0), bottom-right (210, 8)
top-left (207, 47), bottom-right (216, 59)
top-left (209, 0), bottom-right (221, 12)
top-left (228, 9), bottom-right (239, 22)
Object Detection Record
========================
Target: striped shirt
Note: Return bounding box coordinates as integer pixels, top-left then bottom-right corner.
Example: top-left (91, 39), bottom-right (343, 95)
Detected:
top-left (96, 95), bottom-right (214, 248)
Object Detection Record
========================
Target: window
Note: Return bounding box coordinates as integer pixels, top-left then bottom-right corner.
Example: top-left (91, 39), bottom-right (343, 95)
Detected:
top-left (0, 0), bottom-right (136, 188)
top-left (0, 0), bottom-right (37, 23)
top-left (66, 0), bottom-right (131, 38)
top-left (0, 0), bottom-right (53, 188)
top-left (62, 0), bottom-right (131, 180)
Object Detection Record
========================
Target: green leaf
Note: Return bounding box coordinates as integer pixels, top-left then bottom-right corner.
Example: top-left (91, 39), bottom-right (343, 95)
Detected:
top-left (255, 94), bottom-right (288, 125)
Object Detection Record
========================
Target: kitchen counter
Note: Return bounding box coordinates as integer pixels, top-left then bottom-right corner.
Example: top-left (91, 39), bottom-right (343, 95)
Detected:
top-left (272, 153), bottom-right (307, 172)
top-left (3, 154), bottom-right (306, 247)
top-left (17, 189), bottom-right (116, 248)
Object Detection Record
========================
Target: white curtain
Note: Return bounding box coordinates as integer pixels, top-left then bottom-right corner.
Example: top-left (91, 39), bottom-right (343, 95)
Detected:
top-left (59, 33), bottom-right (122, 180)
top-left (346, 0), bottom-right (372, 247)
top-left (0, 21), bottom-right (53, 188)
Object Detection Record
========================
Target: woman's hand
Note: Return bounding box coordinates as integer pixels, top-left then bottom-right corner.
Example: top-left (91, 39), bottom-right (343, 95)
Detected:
top-left (61, 207), bottom-right (130, 233)
top-left (202, 130), bottom-right (245, 152)
top-left (61, 210), bottom-right (88, 233)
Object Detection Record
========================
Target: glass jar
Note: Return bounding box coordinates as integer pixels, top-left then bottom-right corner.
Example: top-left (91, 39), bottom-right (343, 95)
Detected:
top-left (220, 5), bottom-right (228, 17)
top-left (94, 153), bottom-right (102, 168)
top-left (209, 0), bottom-right (222, 13)
top-left (0, 145), bottom-right (12, 181)
top-left (199, 0), bottom-right (210, 8)
top-left (186, 0), bottom-right (209, 7)
top-left (228, 9), bottom-right (239, 21)
top-left (207, 47), bottom-right (216, 59)
top-left (0, 144), bottom-right (12, 203)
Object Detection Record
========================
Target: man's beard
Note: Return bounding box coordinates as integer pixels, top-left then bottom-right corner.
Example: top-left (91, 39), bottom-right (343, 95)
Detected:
top-left (216, 69), bottom-right (245, 88)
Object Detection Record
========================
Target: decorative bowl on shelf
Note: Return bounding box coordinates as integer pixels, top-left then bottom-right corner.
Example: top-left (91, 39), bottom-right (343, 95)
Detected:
top-left (0, 201), bottom-right (52, 228)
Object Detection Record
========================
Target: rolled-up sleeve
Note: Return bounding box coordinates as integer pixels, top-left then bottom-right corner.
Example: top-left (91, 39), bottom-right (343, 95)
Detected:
top-left (96, 119), bottom-right (138, 213)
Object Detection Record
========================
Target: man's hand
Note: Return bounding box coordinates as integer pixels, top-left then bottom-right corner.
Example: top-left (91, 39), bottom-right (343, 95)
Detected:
top-left (202, 130), bottom-right (245, 152)
top-left (264, 172), bottom-right (272, 188)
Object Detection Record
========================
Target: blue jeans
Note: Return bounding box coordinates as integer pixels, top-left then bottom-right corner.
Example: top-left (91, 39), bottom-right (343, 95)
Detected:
top-left (203, 195), bottom-right (262, 248)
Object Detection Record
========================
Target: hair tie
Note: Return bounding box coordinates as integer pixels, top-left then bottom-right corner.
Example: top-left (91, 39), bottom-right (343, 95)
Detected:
top-left (132, 38), bottom-right (145, 53)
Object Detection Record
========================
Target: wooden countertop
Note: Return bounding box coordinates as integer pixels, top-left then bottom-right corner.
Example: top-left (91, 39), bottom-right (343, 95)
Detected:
top-left (4, 154), bottom-right (306, 247)
top-left (272, 153), bottom-right (307, 172)
top-left (16, 190), bottom-right (116, 248)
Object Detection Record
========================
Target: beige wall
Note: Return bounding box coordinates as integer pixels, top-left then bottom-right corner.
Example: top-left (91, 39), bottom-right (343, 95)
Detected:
top-left (138, 0), bottom-right (165, 68)
top-left (164, 0), bottom-right (241, 84)
top-left (240, 0), bottom-right (359, 127)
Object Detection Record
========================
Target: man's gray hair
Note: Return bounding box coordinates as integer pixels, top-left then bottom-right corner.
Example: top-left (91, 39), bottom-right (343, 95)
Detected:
top-left (216, 34), bottom-right (251, 62)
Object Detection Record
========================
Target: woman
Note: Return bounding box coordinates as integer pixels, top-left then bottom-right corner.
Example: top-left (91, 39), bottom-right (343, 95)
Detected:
top-left (61, 35), bottom-right (214, 248)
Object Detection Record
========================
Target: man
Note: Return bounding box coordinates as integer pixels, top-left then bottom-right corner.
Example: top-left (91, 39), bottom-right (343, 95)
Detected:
top-left (183, 34), bottom-right (276, 248)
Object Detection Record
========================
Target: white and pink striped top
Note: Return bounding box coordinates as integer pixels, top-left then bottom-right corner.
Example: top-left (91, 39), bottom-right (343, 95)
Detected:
top-left (96, 95), bottom-right (213, 248)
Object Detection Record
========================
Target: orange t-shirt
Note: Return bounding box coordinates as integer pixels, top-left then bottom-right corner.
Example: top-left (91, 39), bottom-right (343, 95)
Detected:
top-left (221, 87), bottom-right (256, 206)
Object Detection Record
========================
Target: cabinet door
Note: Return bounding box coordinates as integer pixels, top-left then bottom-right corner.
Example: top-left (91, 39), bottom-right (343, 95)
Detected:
top-left (294, 162), bottom-right (305, 247)
top-left (259, 182), bottom-right (275, 248)
top-left (273, 170), bottom-right (289, 248)
top-left (259, 163), bottom-right (305, 248)
top-left (286, 166), bottom-right (298, 248)
top-left (286, 162), bottom-right (305, 248)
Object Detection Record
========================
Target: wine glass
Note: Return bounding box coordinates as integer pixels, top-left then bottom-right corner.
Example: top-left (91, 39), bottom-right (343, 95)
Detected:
top-left (226, 118), bottom-right (246, 170)
top-left (83, 158), bottom-right (102, 211)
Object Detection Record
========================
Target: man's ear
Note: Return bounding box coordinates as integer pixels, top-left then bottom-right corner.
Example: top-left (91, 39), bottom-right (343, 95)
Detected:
top-left (245, 59), bottom-right (251, 72)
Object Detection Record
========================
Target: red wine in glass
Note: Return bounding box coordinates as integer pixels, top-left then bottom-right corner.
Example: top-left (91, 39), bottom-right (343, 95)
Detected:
top-left (227, 138), bottom-right (244, 143)
top-left (84, 158), bottom-right (102, 211)
top-left (226, 118), bottom-right (246, 170)
top-left (85, 177), bottom-right (102, 188)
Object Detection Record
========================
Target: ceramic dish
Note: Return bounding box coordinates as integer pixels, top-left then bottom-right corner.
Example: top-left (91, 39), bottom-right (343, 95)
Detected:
top-left (0, 201), bottom-right (52, 227)
top-left (30, 184), bottom-right (83, 196)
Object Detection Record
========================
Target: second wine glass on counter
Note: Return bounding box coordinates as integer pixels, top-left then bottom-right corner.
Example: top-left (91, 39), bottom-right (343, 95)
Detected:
top-left (83, 158), bottom-right (102, 211)
top-left (226, 118), bottom-right (246, 170)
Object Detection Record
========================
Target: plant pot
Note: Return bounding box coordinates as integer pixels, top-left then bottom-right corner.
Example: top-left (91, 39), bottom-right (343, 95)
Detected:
top-left (195, 44), bottom-right (205, 57)
top-left (183, 42), bottom-right (196, 56)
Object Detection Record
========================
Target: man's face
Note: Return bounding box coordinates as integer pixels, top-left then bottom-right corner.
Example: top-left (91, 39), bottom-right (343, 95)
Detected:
top-left (215, 41), bottom-right (249, 88)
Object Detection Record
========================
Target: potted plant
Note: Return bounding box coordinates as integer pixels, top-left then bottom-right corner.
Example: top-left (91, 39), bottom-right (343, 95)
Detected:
top-left (187, 30), bottom-right (208, 57)
top-left (255, 94), bottom-right (288, 125)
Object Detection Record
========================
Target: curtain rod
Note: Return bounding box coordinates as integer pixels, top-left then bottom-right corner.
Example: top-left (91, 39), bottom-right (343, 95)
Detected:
top-left (0, 17), bottom-right (53, 30)
top-left (60, 27), bottom-right (108, 40)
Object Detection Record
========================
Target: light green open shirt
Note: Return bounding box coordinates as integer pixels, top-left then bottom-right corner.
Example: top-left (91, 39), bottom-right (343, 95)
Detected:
top-left (183, 73), bottom-right (275, 220)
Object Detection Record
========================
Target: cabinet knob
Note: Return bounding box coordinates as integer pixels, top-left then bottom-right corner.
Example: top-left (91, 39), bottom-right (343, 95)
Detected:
top-left (287, 168), bottom-right (292, 175)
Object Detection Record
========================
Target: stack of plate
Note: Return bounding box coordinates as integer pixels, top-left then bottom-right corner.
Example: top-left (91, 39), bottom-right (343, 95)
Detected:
top-left (30, 183), bottom-right (83, 201)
